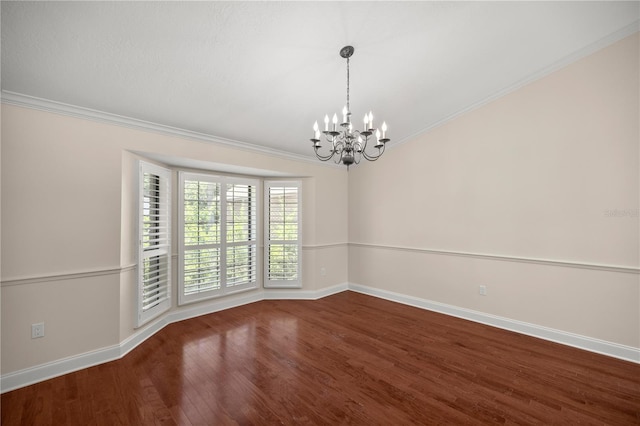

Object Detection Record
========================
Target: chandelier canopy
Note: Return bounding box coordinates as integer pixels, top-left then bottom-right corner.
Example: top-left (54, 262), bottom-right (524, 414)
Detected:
top-left (311, 46), bottom-right (389, 168)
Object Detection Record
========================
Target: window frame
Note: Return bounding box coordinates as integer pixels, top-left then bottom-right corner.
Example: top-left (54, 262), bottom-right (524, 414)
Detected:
top-left (264, 180), bottom-right (302, 289)
top-left (178, 171), bottom-right (259, 305)
top-left (137, 161), bottom-right (172, 327)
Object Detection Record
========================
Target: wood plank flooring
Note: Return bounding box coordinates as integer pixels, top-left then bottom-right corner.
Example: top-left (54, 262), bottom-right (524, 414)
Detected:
top-left (2, 291), bottom-right (639, 425)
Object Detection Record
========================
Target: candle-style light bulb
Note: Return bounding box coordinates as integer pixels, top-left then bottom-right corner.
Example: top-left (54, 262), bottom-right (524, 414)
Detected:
top-left (368, 111), bottom-right (373, 130)
top-left (342, 106), bottom-right (348, 123)
top-left (332, 113), bottom-right (338, 131)
top-left (381, 121), bottom-right (387, 139)
top-left (324, 115), bottom-right (329, 131)
top-left (376, 129), bottom-right (381, 142)
top-left (363, 114), bottom-right (368, 131)
top-left (313, 121), bottom-right (319, 140)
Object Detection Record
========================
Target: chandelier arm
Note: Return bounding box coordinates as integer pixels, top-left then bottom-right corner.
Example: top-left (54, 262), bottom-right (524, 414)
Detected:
top-left (361, 152), bottom-right (383, 162)
top-left (313, 147), bottom-right (336, 162)
top-left (322, 133), bottom-right (335, 145)
top-left (356, 131), bottom-right (367, 153)
top-left (353, 152), bottom-right (361, 165)
top-left (313, 136), bottom-right (343, 161)
top-left (361, 143), bottom-right (386, 161)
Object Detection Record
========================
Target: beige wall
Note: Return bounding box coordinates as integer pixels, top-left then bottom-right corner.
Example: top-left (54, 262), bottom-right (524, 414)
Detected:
top-left (1, 106), bottom-right (348, 374)
top-left (349, 33), bottom-right (639, 347)
top-left (1, 32), bottom-right (638, 378)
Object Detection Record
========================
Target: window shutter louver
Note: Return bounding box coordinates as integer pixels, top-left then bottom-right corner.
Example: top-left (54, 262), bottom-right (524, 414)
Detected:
top-left (137, 162), bottom-right (171, 327)
top-left (265, 181), bottom-right (302, 288)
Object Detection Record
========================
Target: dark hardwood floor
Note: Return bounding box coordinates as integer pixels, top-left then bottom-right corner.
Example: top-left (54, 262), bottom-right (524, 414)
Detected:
top-left (2, 291), bottom-right (639, 425)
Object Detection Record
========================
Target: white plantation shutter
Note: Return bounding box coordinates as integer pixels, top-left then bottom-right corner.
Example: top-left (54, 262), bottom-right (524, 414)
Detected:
top-left (178, 172), bottom-right (258, 305)
top-left (137, 162), bottom-right (171, 327)
top-left (265, 181), bottom-right (302, 288)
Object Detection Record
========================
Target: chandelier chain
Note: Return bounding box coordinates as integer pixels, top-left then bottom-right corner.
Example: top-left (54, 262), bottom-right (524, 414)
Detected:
top-left (346, 56), bottom-right (350, 112)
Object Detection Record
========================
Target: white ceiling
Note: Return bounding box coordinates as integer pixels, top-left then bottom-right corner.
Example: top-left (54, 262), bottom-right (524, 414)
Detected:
top-left (2, 1), bottom-right (638, 160)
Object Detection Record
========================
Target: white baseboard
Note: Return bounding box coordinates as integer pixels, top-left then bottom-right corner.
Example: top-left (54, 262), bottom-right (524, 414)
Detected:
top-left (348, 283), bottom-right (640, 364)
top-left (0, 344), bottom-right (123, 394)
top-left (120, 290), bottom-right (266, 359)
top-left (0, 284), bottom-right (347, 393)
top-left (263, 283), bottom-right (349, 300)
top-left (4, 281), bottom-right (637, 393)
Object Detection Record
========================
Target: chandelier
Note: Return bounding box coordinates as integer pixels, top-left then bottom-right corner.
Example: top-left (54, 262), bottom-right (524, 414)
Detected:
top-left (310, 46), bottom-right (389, 168)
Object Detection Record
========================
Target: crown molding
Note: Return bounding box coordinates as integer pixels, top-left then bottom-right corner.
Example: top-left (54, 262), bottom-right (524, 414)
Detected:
top-left (391, 21), bottom-right (640, 149)
top-left (0, 90), bottom-right (343, 169)
top-left (2, 23), bottom-right (638, 162)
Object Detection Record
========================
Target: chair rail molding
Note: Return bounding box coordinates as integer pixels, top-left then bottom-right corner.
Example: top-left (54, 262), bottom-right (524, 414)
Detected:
top-left (349, 242), bottom-right (639, 274)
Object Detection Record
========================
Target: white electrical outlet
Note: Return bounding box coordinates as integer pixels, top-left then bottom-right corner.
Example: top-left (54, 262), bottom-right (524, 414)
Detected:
top-left (479, 285), bottom-right (487, 296)
top-left (31, 322), bottom-right (45, 339)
